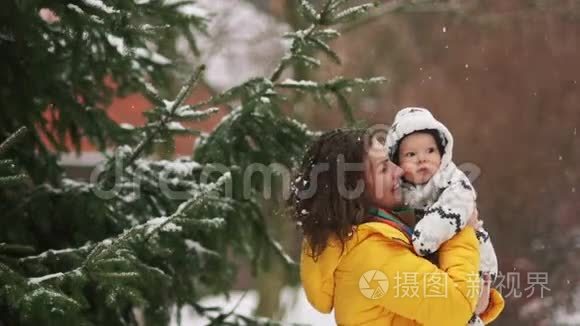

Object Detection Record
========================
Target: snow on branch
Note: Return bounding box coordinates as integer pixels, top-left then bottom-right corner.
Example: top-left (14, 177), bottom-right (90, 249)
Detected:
top-left (81, 0), bottom-right (119, 14)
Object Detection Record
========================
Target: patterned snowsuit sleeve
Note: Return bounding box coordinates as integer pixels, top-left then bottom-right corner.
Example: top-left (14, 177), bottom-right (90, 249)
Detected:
top-left (411, 177), bottom-right (476, 257)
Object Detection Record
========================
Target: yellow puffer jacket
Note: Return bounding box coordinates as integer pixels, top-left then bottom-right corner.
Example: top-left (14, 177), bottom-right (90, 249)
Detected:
top-left (301, 222), bottom-right (504, 325)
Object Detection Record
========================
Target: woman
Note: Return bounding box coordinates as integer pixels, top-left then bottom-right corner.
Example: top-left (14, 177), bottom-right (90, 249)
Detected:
top-left (291, 129), bottom-right (504, 325)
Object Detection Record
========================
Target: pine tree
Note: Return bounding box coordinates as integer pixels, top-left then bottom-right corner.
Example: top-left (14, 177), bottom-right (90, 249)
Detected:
top-left (1, 0), bottom-right (208, 183)
top-left (0, 0), bottom-right (384, 325)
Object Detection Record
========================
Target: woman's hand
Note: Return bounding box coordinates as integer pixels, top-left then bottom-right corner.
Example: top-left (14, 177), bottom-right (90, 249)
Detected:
top-left (467, 207), bottom-right (483, 230)
top-left (475, 273), bottom-right (492, 315)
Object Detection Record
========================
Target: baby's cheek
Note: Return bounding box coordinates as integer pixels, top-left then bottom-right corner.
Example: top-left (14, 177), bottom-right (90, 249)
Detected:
top-left (403, 171), bottom-right (416, 182)
top-left (400, 162), bottom-right (414, 173)
top-left (400, 163), bottom-right (416, 181)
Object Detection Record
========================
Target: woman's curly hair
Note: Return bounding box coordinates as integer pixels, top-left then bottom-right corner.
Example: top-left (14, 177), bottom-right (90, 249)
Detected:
top-left (290, 129), bottom-right (370, 260)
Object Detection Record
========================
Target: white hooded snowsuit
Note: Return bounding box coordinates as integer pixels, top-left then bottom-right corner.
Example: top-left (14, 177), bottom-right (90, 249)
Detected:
top-left (386, 107), bottom-right (499, 326)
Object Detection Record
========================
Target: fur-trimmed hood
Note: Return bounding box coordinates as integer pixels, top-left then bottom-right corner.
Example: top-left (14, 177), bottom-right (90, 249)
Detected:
top-left (386, 107), bottom-right (454, 170)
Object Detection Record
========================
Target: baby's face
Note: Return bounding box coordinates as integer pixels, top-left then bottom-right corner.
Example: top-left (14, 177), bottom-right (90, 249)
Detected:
top-left (398, 133), bottom-right (442, 185)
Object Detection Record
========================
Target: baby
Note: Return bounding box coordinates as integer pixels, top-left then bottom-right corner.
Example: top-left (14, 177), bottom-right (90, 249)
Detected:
top-left (386, 107), bottom-right (498, 325)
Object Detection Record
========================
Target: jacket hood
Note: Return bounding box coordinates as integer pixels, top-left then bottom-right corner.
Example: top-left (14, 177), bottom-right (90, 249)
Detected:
top-left (300, 222), bottom-right (410, 314)
top-left (386, 107), bottom-right (454, 169)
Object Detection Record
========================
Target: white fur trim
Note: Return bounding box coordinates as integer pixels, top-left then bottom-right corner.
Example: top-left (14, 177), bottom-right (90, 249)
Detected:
top-left (386, 107), bottom-right (454, 168)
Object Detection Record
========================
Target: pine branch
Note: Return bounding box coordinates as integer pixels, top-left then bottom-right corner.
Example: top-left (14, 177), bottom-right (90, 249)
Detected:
top-left (328, 0), bottom-right (352, 13)
top-left (298, 0), bottom-right (320, 23)
top-left (330, 3), bottom-right (378, 24)
top-left (0, 159), bottom-right (17, 171)
top-left (28, 271), bottom-right (69, 285)
top-left (271, 24), bottom-right (317, 81)
top-left (308, 36), bottom-right (341, 64)
top-left (322, 0), bottom-right (335, 14)
top-left (124, 65), bottom-right (205, 168)
top-left (0, 174), bottom-right (28, 187)
top-left (269, 0), bottom-right (380, 104)
top-left (22, 173), bottom-right (230, 287)
top-left (338, 0), bottom-right (447, 34)
top-left (0, 127), bottom-right (29, 186)
top-left (274, 76), bottom-right (385, 125)
top-left (19, 244), bottom-right (94, 264)
top-left (0, 127), bottom-right (27, 157)
top-left (84, 172), bottom-right (230, 266)
top-left (168, 66), bottom-right (206, 115)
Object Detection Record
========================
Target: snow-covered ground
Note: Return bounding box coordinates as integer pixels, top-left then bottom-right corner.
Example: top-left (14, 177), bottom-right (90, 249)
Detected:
top-left (169, 287), bottom-right (335, 326)
top-left (173, 286), bottom-right (580, 325)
